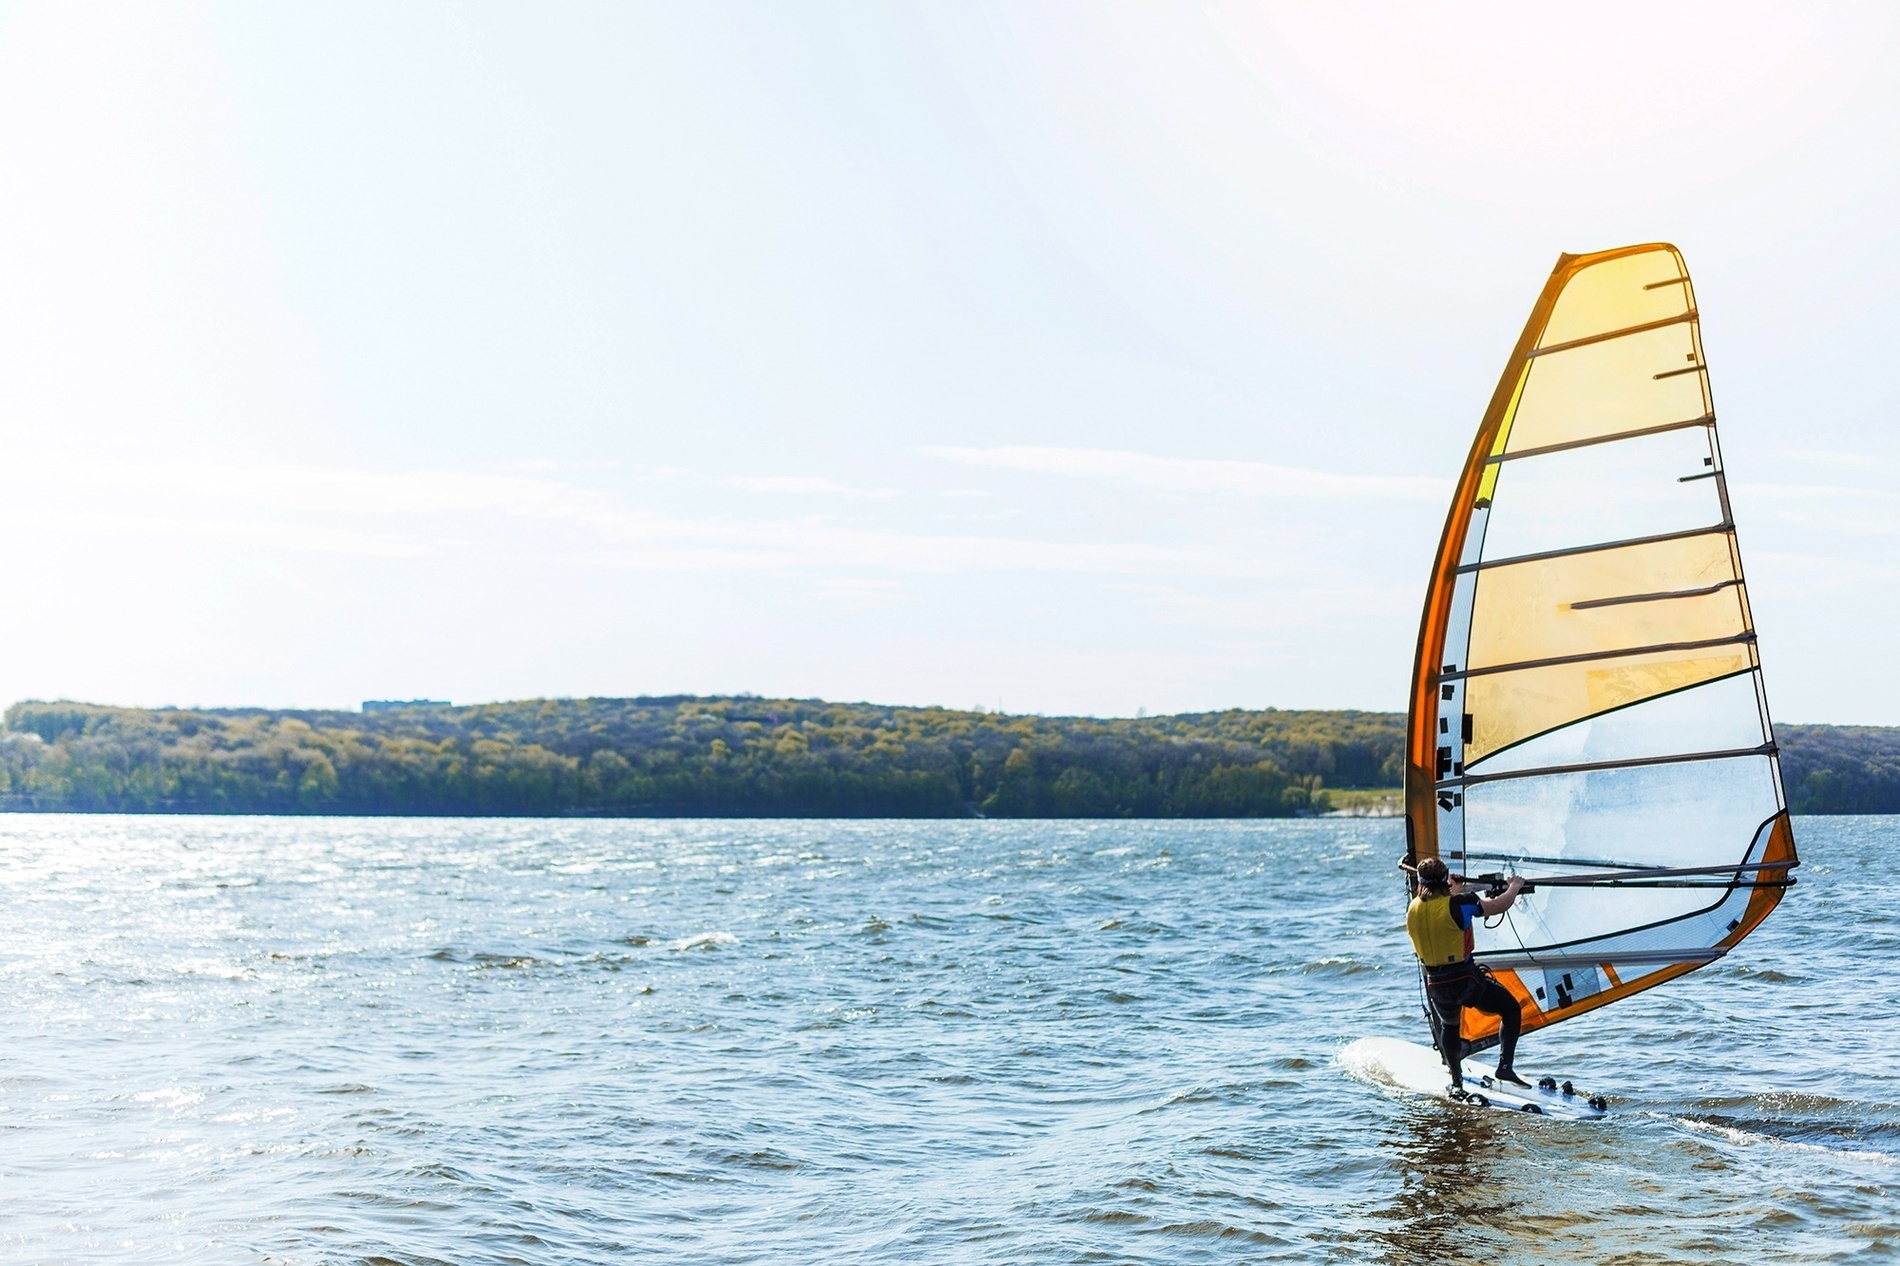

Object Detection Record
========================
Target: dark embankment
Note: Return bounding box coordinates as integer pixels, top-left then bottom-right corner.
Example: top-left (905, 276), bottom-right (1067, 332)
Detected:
top-left (0, 697), bottom-right (1404, 818)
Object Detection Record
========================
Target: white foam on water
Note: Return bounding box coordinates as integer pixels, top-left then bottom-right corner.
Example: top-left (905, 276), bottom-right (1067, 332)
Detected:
top-left (1337, 1037), bottom-right (1440, 1096)
top-left (668, 931), bottom-right (737, 952)
top-left (1675, 1117), bottom-right (1899, 1167)
top-left (1336, 1038), bottom-right (1393, 1087)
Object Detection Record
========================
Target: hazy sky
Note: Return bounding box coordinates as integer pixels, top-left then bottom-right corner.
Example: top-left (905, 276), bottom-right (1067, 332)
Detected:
top-left (0, 2), bottom-right (1896, 721)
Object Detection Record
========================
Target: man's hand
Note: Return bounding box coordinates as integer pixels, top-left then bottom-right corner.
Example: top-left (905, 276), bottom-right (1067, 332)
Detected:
top-left (1478, 874), bottom-right (1524, 917)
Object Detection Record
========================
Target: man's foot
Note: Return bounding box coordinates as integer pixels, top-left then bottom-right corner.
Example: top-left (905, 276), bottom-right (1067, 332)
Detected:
top-left (1494, 1067), bottom-right (1530, 1087)
top-left (1447, 1084), bottom-right (1469, 1101)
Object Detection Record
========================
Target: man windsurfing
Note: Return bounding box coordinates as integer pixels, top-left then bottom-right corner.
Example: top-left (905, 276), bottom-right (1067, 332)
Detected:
top-left (1406, 857), bottom-right (1528, 1094)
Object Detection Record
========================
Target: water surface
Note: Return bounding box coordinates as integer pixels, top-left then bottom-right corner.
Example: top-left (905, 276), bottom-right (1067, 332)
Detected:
top-left (0, 815), bottom-right (1891, 1263)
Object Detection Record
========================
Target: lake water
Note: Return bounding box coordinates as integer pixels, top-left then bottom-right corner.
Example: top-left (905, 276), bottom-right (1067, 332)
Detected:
top-left (0, 814), bottom-right (1891, 1263)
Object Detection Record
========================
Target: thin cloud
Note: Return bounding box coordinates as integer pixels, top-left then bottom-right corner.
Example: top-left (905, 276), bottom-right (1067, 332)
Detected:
top-left (1749, 549), bottom-right (1900, 593)
top-left (1768, 448), bottom-right (1900, 474)
top-left (1732, 482), bottom-right (1900, 535)
top-left (14, 508), bottom-right (435, 557)
top-left (923, 445), bottom-right (1447, 500)
top-left (0, 455), bottom-right (1313, 579)
top-left (720, 475), bottom-right (899, 498)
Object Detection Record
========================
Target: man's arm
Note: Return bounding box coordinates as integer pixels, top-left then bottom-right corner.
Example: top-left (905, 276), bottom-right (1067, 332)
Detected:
top-left (1477, 875), bottom-right (1525, 917)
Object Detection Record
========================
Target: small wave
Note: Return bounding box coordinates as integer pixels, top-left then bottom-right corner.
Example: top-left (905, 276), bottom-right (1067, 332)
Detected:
top-left (1302, 956), bottom-right (1378, 977)
top-left (1143, 1080), bottom-right (1260, 1112)
top-left (915, 1000), bottom-right (976, 1018)
top-left (1689, 1090), bottom-right (1891, 1116)
top-left (1079, 1209), bottom-right (1147, 1227)
top-left (1070, 1208), bottom-right (1284, 1245)
top-left (1722, 965), bottom-right (1802, 983)
top-left (669, 931), bottom-right (736, 951)
top-left (423, 948), bottom-right (540, 969)
top-left (125, 1086), bottom-right (206, 1108)
top-left (1153, 1220), bottom-right (1285, 1245)
top-left (173, 958), bottom-right (252, 980)
top-left (713, 1148), bottom-right (803, 1172)
top-left (1677, 1117), bottom-right (1900, 1166)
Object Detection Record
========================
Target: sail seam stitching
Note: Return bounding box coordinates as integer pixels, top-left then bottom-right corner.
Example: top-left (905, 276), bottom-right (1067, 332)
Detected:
top-left (1457, 666), bottom-right (1760, 769)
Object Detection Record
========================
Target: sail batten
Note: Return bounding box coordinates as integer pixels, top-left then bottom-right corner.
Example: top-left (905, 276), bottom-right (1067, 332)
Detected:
top-left (1443, 741), bottom-right (1777, 789)
top-left (1454, 522), bottom-right (1732, 574)
top-left (1526, 309), bottom-right (1700, 358)
top-left (1447, 633), bottom-right (1756, 682)
top-left (1404, 243), bottom-right (1797, 1050)
top-left (1480, 949), bottom-right (1727, 969)
top-left (1482, 414), bottom-right (1715, 465)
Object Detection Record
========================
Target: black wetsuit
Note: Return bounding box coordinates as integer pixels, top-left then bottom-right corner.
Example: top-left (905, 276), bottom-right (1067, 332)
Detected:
top-left (1426, 961), bottom-right (1521, 1083)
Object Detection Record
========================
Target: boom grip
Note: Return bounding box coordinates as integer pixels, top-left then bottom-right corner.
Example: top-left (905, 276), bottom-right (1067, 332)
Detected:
top-left (1458, 871), bottom-right (1537, 896)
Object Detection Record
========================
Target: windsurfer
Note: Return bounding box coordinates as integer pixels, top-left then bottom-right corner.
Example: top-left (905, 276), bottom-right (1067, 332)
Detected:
top-left (1406, 857), bottom-right (1528, 1093)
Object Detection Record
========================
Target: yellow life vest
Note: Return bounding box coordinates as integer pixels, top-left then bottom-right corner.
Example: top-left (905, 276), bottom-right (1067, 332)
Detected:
top-left (1406, 892), bottom-right (1470, 967)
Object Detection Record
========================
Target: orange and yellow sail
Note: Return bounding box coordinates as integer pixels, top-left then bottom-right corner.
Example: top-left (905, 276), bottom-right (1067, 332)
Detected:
top-left (1404, 244), bottom-right (1797, 1048)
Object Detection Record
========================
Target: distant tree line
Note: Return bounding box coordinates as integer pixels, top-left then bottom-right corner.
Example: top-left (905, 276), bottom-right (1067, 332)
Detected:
top-left (0, 697), bottom-right (1405, 818)
top-left (0, 698), bottom-right (1883, 817)
top-left (1774, 724), bottom-right (1900, 815)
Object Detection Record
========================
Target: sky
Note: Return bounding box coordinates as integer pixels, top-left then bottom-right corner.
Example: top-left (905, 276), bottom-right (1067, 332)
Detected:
top-left (0, 1), bottom-right (1896, 722)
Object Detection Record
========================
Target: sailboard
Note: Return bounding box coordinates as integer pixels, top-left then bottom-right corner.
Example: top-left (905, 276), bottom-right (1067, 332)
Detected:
top-left (1399, 243), bottom-right (1798, 1068)
top-left (1342, 1036), bottom-right (1606, 1118)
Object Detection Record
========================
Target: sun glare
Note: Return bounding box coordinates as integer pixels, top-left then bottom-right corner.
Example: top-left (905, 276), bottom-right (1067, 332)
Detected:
top-left (1210, 1), bottom-right (1892, 206)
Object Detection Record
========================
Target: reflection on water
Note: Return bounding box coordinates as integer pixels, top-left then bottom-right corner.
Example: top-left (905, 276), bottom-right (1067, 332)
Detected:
top-left (1362, 1107), bottom-right (1515, 1263)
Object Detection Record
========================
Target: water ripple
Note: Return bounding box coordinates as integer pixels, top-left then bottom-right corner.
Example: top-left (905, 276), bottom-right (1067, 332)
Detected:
top-left (0, 815), bottom-right (1889, 1262)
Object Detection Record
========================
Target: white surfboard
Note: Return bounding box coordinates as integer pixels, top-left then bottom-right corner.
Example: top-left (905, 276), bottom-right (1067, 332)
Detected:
top-left (1341, 1036), bottom-right (1607, 1120)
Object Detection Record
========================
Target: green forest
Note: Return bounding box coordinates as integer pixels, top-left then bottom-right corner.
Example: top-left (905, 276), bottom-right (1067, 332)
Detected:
top-left (0, 696), bottom-right (1888, 817)
top-left (0, 697), bottom-right (1402, 818)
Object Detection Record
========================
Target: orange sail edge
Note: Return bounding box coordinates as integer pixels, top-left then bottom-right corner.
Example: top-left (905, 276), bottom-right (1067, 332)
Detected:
top-left (1726, 810), bottom-right (1800, 942)
top-left (1458, 962), bottom-right (1707, 1045)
